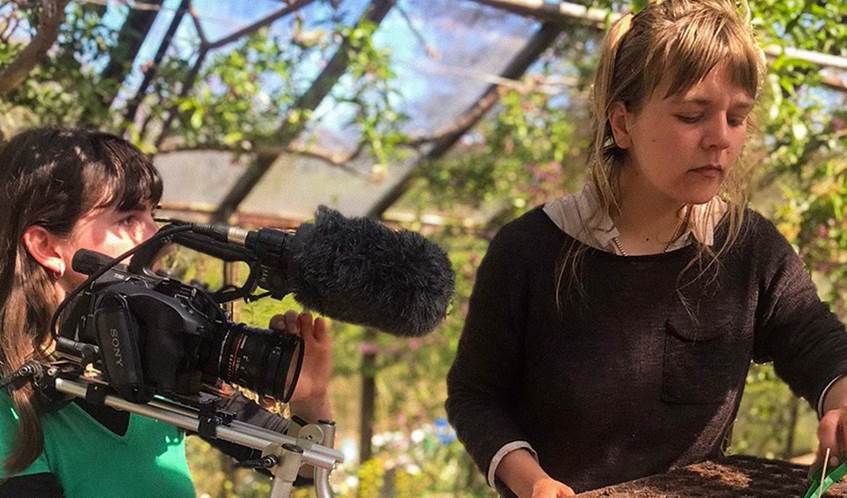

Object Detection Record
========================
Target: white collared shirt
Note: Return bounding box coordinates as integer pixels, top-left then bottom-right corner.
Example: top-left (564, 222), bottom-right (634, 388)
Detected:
top-left (541, 183), bottom-right (727, 254)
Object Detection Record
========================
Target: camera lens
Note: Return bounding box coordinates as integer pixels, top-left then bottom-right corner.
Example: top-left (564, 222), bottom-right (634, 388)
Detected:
top-left (210, 324), bottom-right (303, 401)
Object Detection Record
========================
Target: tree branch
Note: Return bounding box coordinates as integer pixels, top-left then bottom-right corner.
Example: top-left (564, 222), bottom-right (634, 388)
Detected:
top-left (472, 0), bottom-right (612, 27)
top-left (155, 140), bottom-right (371, 178)
top-left (285, 140), bottom-right (367, 169)
top-left (211, 0), bottom-right (396, 223)
top-left (405, 86), bottom-right (505, 146)
top-left (395, 1), bottom-right (438, 59)
top-left (401, 73), bottom-right (577, 147)
top-left (152, 0), bottom-right (314, 147)
top-left (209, 0), bottom-right (315, 50)
top-left (822, 73), bottom-right (847, 93)
top-left (0, 0), bottom-right (70, 94)
top-left (0, 10), bottom-right (22, 44)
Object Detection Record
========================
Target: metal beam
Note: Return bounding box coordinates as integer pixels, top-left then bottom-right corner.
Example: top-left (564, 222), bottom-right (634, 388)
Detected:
top-left (366, 22), bottom-right (563, 219)
top-left (101, 0), bottom-right (165, 107)
top-left (472, 0), bottom-right (847, 72)
top-left (211, 0), bottom-right (396, 223)
top-left (121, 0), bottom-right (190, 133)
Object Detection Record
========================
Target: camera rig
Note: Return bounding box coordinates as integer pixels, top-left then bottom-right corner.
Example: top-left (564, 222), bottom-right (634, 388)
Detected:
top-left (5, 221), bottom-right (344, 498)
top-left (53, 373), bottom-right (341, 498)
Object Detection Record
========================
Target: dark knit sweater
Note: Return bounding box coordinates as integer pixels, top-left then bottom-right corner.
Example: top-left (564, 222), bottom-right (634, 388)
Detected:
top-left (445, 206), bottom-right (847, 495)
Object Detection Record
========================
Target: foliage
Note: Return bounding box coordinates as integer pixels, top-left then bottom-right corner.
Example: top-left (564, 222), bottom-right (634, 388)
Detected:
top-left (742, 0), bottom-right (847, 462)
top-left (0, 2), bottom-right (407, 167)
top-left (336, 20), bottom-right (410, 169)
top-left (419, 88), bottom-right (580, 212)
top-left (409, 66), bottom-right (590, 225)
top-left (140, 16), bottom-right (408, 167)
top-left (186, 437), bottom-right (272, 498)
top-left (0, 4), bottom-right (118, 128)
top-left (730, 363), bottom-right (818, 459)
top-left (2, 0), bottom-right (847, 496)
top-left (155, 28), bottom-right (305, 150)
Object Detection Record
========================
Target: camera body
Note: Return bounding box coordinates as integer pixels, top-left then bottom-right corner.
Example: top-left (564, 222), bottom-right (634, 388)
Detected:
top-left (59, 249), bottom-right (302, 404)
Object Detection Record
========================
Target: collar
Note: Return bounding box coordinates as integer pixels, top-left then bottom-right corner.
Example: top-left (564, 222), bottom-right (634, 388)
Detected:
top-left (543, 183), bottom-right (728, 253)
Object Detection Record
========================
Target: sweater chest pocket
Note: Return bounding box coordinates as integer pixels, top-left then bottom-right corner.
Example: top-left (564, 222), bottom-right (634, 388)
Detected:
top-left (661, 317), bottom-right (743, 404)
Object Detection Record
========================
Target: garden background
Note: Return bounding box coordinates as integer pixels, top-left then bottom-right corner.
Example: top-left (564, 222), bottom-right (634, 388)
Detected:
top-left (2, 0), bottom-right (847, 496)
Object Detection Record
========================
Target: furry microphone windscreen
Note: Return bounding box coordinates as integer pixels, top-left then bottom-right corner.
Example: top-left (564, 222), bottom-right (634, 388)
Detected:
top-left (289, 206), bottom-right (454, 337)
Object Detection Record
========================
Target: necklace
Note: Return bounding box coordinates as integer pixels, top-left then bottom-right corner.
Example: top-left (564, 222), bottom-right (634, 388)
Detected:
top-left (610, 236), bottom-right (674, 256)
top-left (611, 236), bottom-right (629, 256)
top-left (612, 207), bottom-right (693, 256)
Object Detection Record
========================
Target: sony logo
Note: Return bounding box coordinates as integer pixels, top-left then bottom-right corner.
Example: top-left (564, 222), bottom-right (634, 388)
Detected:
top-left (110, 328), bottom-right (124, 368)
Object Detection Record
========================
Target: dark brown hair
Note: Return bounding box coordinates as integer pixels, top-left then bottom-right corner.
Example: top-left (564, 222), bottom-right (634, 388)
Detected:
top-left (0, 127), bottom-right (162, 474)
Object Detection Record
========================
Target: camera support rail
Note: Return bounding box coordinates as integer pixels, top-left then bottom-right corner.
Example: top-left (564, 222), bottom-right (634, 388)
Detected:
top-left (53, 377), bottom-right (343, 498)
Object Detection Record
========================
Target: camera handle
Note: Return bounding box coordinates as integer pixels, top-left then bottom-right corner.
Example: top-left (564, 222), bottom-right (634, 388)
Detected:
top-left (51, 376), bottom-right (343, 498)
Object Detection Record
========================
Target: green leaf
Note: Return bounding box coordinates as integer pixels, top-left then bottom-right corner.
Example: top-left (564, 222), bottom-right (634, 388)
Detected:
top-left (190, 110), bottom-right (204, 129)
top-left (792, 122), bottom-right (808, 141)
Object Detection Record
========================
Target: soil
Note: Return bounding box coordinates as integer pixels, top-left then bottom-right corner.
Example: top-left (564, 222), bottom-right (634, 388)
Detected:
top-left (575, 455), bottom-right (847, 497)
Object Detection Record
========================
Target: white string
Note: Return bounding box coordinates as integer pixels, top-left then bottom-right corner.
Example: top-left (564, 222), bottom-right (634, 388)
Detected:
top-left (820, 447), bottom-right (831, 498)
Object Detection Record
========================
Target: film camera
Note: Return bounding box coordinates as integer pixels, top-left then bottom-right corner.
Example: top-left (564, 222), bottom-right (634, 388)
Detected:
top-left (56, 247), bottom-right (302, 405)
top-left (8, 208), bottom-right (453, 498)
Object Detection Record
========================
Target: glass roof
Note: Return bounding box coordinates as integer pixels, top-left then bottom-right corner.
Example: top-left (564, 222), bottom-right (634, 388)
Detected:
top-left (154, 0), bottom-right (543, 221)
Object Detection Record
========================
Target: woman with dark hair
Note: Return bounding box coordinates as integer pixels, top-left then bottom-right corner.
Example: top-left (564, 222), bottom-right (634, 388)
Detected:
top-left (0, 127), bottom-right (332, 497)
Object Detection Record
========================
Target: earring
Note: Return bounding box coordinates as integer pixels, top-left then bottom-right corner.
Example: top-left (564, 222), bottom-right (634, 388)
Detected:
top-left (50, 265), bottom-right (63, 280)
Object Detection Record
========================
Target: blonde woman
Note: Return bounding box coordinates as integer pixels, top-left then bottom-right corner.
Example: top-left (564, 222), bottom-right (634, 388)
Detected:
top-left (446, 1), bottom-right (847, 497)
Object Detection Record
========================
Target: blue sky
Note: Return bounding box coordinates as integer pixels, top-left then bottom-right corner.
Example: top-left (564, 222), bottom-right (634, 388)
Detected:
top-left (111, 0), bottom-right (539, 145)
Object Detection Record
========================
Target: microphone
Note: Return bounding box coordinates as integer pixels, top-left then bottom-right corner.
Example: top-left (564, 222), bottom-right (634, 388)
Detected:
top-left (204, 206), bottom-right (454, 338)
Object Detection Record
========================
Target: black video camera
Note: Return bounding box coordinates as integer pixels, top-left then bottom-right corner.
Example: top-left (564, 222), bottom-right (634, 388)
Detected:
top-left (45, 207), bottom-right (454, 408)
top-left (6, 208), bottom-right (455, 498)
top-left (53, 223), bottom-right (304, 405)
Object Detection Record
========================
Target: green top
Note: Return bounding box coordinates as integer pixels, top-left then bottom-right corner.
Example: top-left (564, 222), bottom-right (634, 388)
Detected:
top-left (0, 391), bottom-right (195, 498)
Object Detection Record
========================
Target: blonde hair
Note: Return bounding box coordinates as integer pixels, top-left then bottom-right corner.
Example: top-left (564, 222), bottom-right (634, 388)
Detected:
top-left (557, 0), bottom-right (764, 307)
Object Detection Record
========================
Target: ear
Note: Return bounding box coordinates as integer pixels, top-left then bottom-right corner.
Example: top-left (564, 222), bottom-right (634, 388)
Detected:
top-left (608, 101), bottom-right (633, 149)
top-left (22, 225), bottom-right (66, 277)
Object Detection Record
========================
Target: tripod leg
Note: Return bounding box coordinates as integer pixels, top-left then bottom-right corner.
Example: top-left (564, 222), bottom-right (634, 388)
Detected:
top-left (312, 421), bottom-right (337, 498)
top-left (267, 443), bottom-right (303, 498)
top-left (270, 479), bottom-right (294, 498)
top-left (314, 468), bottom-right (334, 498)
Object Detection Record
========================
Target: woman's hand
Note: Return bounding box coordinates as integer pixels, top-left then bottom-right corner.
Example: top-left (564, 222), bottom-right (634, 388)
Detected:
top-left (497, 449), bottom-right (575, 498)
top-left (814, 377), bottom-right (847, 472)
top-left (529, 478), bottom-right (576, 498)
top-left (269, 311), bottom-right (332, 422)
top-left (815, 405), bottom-right (847, 471)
